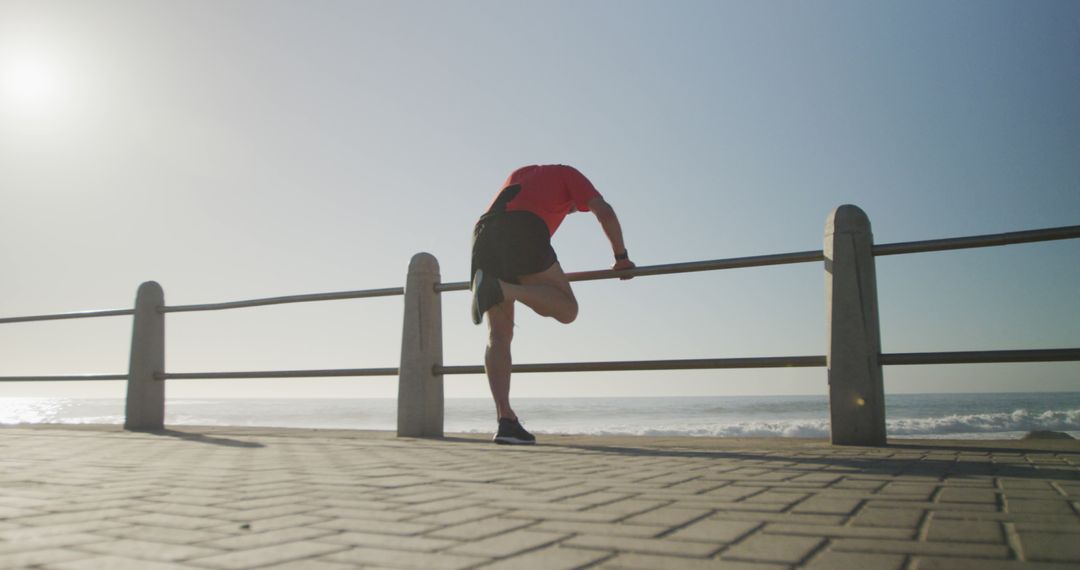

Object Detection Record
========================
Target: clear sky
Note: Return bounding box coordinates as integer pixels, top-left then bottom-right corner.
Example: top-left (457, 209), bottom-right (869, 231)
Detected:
top-left (1, 0), bottom-right (1078, 400)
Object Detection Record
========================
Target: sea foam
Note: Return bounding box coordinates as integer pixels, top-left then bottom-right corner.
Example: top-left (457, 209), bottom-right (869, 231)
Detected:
top-left (886, 408), bottom-right (1080, 436)
top-left (514, 408), bottom-right (1080, 438)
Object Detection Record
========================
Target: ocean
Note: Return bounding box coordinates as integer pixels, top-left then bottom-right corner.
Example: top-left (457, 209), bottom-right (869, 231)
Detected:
top-left (2, 393), bottom-right (1079, 439)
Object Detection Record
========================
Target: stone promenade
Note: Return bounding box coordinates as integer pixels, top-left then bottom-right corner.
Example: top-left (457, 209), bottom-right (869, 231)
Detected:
top-left (1, 425), bottom-right (1079, 569)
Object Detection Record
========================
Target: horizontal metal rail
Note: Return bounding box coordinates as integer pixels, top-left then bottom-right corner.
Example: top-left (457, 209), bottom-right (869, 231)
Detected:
top-left (162, 287), bottom-right (404, 313)
top-left (881, 348), bottom-right (1080, 366)
top-left (437, 356), bottom-right (828, 375)
top-left (160, 367), bottom-right (398, 380)
top-left (4, 225), bottom-right (1076, 320)
top-left (436, 250), bottom-right (826, 292)
top-left (2, 224), bottom-right (1077, 390)
top-left (3, 349), bottom-right (1075, 384)
top-left (0, 309), bottom-right (134, 325)
top-left (437, 225), bottom-right (1080, 292)
top-left (437, 348), bottom-right (1080, 375)
top-left (0, 373), bottom-right (128, 382)
top-left (874, 224), bottom-right (1080, 256)
top-left (0, 287), bottom-right (407, 324)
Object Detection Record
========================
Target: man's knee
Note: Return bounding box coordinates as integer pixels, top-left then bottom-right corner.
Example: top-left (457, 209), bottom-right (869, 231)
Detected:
top-left (487, 306), bottom-right (515, 346)
top-left (489, 325), bottom-right (513, 347)
top-left (555, 300), bottom-right (578, 324)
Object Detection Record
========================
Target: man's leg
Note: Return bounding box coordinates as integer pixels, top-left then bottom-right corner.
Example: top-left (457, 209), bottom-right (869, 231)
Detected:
top-left (485, 300), bottom-right (516, 420)
top-left (484, 298), bottom-right (537, 444)
top-left (500, 263), bottom-right (578, 324)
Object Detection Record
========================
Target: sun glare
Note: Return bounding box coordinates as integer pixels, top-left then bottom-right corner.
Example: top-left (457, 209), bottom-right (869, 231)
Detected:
top-left (2, 53), bottom-right (65, 117)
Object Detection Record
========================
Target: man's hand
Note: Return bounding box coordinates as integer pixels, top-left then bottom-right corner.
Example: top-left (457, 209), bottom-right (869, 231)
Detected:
top-left (613, 258), bottom-right (636, 280)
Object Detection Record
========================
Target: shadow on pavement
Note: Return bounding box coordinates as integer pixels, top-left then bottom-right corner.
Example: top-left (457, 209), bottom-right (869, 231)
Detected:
top-left (530, 442), bottom-right (1080, 482)
top-left (886, 440), bottom-right (1080, 455)
top-left (146, 429), bottom-right (266, 448)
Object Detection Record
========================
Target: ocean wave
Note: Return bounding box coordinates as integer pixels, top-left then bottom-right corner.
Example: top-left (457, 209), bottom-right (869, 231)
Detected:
top-left (7, 397), bottom-right (1079, 439)
top-left (452, 408), bottom-right (1080, 438)
top-left (886, 408), bottom-right (1080, 436)
top-left (571, 408), bottom-right (1080, 438)
top-left (596, 422), bottom-right (831, 438)
top-left (454, 421), bottom-right (833, 438)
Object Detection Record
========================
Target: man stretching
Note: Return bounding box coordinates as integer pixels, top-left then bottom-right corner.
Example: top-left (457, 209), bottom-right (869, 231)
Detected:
top-left (470, 165), bottom-right (635, 444)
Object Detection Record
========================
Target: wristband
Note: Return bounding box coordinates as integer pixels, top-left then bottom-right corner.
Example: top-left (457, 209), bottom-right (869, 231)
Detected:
top-left (614, 250), bottom-right (629, 261)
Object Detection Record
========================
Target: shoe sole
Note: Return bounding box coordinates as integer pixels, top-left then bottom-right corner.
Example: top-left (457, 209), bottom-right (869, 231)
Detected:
top-left (493, 436), bottom-right (536, 445)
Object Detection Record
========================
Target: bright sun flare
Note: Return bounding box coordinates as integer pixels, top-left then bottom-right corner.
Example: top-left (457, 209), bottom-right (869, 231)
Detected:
top-left (2, 55), bottom-right (64, 116)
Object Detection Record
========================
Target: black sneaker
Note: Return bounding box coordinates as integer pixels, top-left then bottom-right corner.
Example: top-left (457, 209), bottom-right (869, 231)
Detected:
top-left (471, 269), bottom-right (504, 325)
top-left (493, 418), bottom-right (536, 445)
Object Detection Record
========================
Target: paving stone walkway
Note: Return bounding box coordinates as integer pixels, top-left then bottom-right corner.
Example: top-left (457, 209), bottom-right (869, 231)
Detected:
top-left (1, 425), bottom-right (1078, 569)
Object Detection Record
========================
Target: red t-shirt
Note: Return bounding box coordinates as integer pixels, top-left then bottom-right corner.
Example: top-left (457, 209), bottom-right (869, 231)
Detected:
top-left (490, 165), bottom-right (603, 236)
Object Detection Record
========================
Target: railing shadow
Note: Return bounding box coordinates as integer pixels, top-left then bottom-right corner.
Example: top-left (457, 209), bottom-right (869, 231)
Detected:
top-left (143, 429), bottom-right (266, 448)
top-left (508, 441), bottom-right (1080, 482)
top-left (886, 440), bottom-right (1080, 455)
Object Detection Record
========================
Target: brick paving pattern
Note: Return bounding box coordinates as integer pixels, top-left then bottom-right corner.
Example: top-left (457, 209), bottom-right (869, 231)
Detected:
top-left (1, 425), bottom-right (1078, 569)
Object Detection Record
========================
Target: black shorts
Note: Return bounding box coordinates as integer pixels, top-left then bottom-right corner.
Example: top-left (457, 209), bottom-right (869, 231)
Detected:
top-left (471, 211), bottom-right (558, 285)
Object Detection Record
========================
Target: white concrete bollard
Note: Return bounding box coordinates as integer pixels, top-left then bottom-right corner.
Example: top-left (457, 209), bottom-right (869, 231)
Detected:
top-left (125, 281), bottom-right (165, 431)
top-left (397, 253), bottom-right (444, 437)
top-left (825, 205), bottom-right (886, 446)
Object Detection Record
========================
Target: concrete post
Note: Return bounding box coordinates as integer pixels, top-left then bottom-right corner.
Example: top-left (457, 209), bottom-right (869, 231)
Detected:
top-left (125, 281), bottom-right (165, 431)
top-left (398, 253), bottom-right (444, 437)
top-left (824, 205), bottom-right (886, 446)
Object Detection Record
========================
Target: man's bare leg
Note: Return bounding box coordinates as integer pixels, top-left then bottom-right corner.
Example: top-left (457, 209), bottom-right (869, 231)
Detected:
top-left (485, 300), bottom-right (516, 420)
top-left (500, 263), bottom-right (578, 324)
top-left (484, 263), bottom-right (577, 422)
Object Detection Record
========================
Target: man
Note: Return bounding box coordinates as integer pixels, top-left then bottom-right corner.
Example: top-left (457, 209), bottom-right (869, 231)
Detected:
top-left (470, 164), bottom-right (635, 444)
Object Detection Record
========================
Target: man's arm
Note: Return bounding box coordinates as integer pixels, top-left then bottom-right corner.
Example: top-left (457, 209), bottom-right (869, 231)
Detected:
top-left (587, 197), bottom-right (636, 276)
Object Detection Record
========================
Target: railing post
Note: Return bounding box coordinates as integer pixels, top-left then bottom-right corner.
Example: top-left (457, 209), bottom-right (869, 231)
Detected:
top-left (124, 281), bottom-right (165, 430)
top-left (824, 205), bottom-right (886, 446)
top-left (398, 253), bottom-right (444, 437)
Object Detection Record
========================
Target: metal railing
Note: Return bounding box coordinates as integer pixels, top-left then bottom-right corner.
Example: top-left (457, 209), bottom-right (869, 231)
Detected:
top-left (163, 286), bottom-right (405, 313)
top-left (2, 205), bottom-right (1078, 445)
top-left (0, 308), bottom-right (135, 325)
